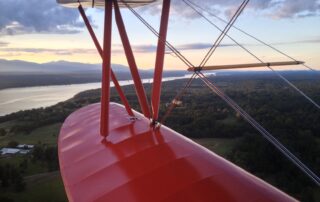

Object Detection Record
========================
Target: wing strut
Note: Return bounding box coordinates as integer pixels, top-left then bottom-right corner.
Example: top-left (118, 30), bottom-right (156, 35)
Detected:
top-left (78, 4), bottom-right (134, 118)
top-left (183, 0), bottom-right (320, 110)
top-left (188, 61), bottom-right (304, 71)
top-left (114, 0), bottom-right (151, 118)
top-left (151, 0), bottom-right (171, 123)
top-left (99, 0), bottom-right (113, 137)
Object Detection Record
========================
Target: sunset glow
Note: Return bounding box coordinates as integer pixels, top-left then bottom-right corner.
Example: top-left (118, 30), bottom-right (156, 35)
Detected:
top-left (0, 0), bottom-right (319, 70)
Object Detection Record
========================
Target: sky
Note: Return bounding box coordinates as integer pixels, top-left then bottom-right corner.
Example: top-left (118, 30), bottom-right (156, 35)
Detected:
top-left (0, 0), bottom-right (319, 70)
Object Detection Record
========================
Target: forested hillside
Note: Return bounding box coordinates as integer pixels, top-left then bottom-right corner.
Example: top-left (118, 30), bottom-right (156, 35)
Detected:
top-left (0, 72), bottom-right (319, 201)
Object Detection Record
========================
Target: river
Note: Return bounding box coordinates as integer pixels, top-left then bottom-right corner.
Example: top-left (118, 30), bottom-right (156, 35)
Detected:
top-left (0, 74), bottom-right (212, 116)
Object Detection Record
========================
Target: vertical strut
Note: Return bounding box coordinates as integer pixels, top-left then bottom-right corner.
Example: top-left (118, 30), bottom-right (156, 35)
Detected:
top-left (151, 0), bottom-right (171, 122)
top-left (78, 4), bottom-right (134, 117)
top-left (113, 0), bottom-right (151, 118)
top-left (100, 0), bottom-right (113, 137)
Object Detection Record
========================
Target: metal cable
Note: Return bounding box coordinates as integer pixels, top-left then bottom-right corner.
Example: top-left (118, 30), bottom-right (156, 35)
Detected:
top-left (185, 0), bottom-right (317, 72)
top-left (124, 2), bottom-right (194, 68)
top-left (160, 73), bottom-right (197, 124)
top-left (197, 72), bottom-right (320, 186)
top-left (183, 0), bottom-right (320, 110)
top-left (199, 0), bottom-right (250, 67)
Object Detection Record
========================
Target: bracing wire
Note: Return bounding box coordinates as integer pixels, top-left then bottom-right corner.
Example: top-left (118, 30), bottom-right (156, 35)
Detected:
top-left (160, 73), bottom-right (197, 124)
top-left (197, 72), bottom-right (320, 186)
top-left (199, 0), bottom-right (250, 67)
top-left (123, 0), bottom-right (320, 185)
top-left (183, 0), bottom-right (320, 110)
top-left (123, 2), bottom-right (194, 68)
top-left (123, 1), bottom-right (199, 122)
top-left (184, 0), bottom-right (318, 72)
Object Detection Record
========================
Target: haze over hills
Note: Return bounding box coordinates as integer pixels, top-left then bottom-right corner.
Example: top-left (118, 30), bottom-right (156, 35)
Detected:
top-left (0, 59), bottom-right (134, 74)
top-left (0, 59), bottom-right (186, 89)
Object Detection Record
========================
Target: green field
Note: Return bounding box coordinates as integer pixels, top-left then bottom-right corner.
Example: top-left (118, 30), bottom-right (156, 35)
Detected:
top-left (192, 137), bottom-right (241, 158)
top-left (1, 74), bottom-right (319, 202)
top-left (0, 123), bottom-right (62, 147)
top-left (1, 172), bottom-right (67, 202)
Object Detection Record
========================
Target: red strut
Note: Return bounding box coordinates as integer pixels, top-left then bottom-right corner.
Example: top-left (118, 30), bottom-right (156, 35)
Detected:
top-left (114, 0), bottom-right (151, 119)
top-left (151, 0), bottom-right (171, 121)
top-left (100, 0), bottom-right (113, 137)
top-left (78, 4), bottom-right (134, 117)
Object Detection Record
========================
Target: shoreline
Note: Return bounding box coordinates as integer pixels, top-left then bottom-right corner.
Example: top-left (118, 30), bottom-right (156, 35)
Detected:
top-left (0, 74), bottom-right (197, 117)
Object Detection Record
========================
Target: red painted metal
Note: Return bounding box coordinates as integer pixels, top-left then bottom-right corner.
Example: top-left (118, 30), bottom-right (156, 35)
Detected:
top-left (78, 4), bottom-right (134, 117)
top-left (151, 0), bottom-right (171, 121)
top-left (114, 0), bottom-right (151, 119)
top-left (100, 0), bottom-right (113, 137)
top-left (59, 103), bottom-right (297, 202)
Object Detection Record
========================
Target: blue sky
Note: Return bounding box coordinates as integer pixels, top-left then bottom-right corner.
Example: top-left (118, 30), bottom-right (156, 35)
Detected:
top-left (0, 0), bottom-right (319, 70)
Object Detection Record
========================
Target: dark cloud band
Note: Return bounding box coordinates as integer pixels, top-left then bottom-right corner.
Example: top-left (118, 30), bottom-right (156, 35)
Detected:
top-left (0, 0), bottom-right (85, 35)
top-left (141, 0), bottom-right (320, 19)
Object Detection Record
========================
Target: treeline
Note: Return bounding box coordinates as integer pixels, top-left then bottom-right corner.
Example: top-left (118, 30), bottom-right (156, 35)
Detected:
top-left (0, 73), bottom-right (319, 201)
top-left (0, 144), bottom-right (59, 201)
top-left (32, 145), bottom-right (59, 172)
top-left (0, 163), bottom-right (25, 192)
top-left (230, 132), bottom-right (320, 202)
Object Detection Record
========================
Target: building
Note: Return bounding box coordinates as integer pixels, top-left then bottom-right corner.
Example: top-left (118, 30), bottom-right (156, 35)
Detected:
top-left (0, 148), bottom-right (21, 155)
top-left (0, 144), bottom-right (34, 156)
top-left (17, 144), bottom-right (34, 149)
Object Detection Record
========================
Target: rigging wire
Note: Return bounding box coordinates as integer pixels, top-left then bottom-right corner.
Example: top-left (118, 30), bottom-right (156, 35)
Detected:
top-left (197, 72), bottom-right (320, 186)
top-left (124, 1), bottom-right (198, 121)
top-left (122, 1), bottom-right (320, 185)
top-left (123, 2), bottom-right (194, 68)
top-left (160, 73), bottom-right (197, 124)
top-left (183, 0), bottom-right (320, 110)
top-left (184, 0), bottom-right (317, 72)
top-left (199, 0), bottom-right (250, 67)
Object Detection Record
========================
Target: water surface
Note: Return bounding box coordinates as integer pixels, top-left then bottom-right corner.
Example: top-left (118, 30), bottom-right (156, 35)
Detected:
top-left (0, 74), bottom-right (207, 116)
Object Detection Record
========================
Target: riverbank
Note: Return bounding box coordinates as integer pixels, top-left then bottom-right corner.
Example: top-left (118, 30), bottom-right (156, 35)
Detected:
top-left (0, 72), bottom-right (319, 201)
top-left (0, 74), bottom-right (196, 116)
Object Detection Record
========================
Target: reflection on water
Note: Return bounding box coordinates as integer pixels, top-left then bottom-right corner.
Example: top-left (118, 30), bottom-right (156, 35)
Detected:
top-left (0, 74), bottom-right (216, 116)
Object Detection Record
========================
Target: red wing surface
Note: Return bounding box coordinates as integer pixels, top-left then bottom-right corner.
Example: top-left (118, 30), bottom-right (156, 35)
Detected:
top-left (59, 103), bottom-right (296, 202)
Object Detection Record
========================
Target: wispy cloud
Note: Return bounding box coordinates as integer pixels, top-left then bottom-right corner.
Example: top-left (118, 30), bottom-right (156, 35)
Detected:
top-left (273, 37), bottom-right (320, 45)
top-left (269, 0), bottom-right (320, 19)
top-left (0, 42), bottom-right (237, 56)
top-left (141, 0), bottom-right (320, 19)
top-left (0, 48), bottom-right (97, 55)
top-left (0, 0), bottom-right (89, 35)
top-left (0, 41), bottom-right (9, 47)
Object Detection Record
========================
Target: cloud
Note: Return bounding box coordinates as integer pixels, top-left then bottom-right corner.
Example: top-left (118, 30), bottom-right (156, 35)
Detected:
top-left (0, 0), bottom-right (86, 35)
top-left (0, 41), bottom-right (9, 47)
top-left (0, 42), bottom-right (237, 57)
top-left (141, 0), bottom-right (320, 19)
top-left (129, 43), bottom-right (236, 53)
top-left (273, 37), bottom-right (320, 45)
top-left (0, 47), bottom-right (98, 55)
top-left (269, 0), bottom-right (320, 18)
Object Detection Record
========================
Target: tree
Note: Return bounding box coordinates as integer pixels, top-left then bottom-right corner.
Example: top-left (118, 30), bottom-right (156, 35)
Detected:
top-left (7, 141), bottom-right (18, 148)
top-left (0, 128), bottom-right (6, 136)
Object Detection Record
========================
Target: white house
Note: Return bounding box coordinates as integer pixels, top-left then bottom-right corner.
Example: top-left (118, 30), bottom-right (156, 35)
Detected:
top-left (17, 144), bottom-right (34, 149)
top-left (0, 148), bottom-right (21, 155)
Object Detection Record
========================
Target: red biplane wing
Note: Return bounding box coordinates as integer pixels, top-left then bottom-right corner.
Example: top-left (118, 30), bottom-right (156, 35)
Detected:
top-left (56, 0), bottom-right (319, 201)
top-left (59, 103), bottom-right (296, 202)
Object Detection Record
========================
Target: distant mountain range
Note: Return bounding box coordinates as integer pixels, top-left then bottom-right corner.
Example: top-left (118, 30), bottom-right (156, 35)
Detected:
top-left (0, 59), bottom-right (188, 90)
top-left (0, 59), bottom-right (138, 74)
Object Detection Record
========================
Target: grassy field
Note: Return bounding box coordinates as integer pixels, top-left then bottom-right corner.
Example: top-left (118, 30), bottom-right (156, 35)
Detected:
top-left (1, 74), bottom-right (319, 201)
top-left (192, 137), bottom-right (241, 158)
top-left (0, 124), bottom-right (238, 202)
top-left (0, 123), bottom-right (62, 147)
top-left (0, 156), bottom-right (47, 176)
top-left (1, 172), bottom-right (67, 202)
